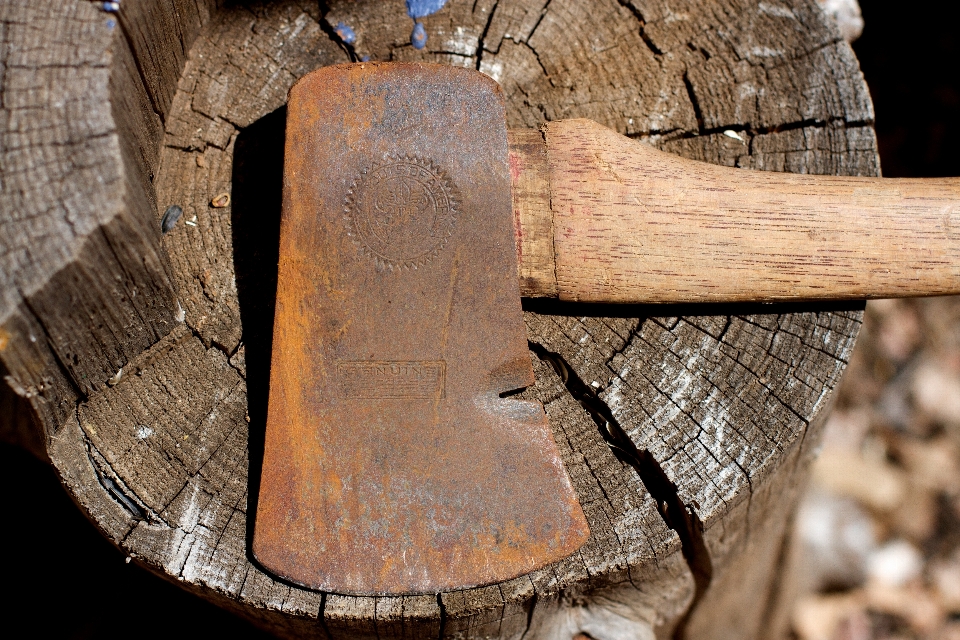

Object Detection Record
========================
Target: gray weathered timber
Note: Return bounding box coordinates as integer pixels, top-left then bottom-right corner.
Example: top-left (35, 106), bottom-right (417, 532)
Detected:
top-left (1, 0), bottom-right (875, 638)
top-left (0, 0), bottom-right (220, 437)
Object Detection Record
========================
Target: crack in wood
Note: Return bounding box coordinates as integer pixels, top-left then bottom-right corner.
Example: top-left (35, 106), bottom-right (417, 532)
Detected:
top-left (614, 0), bottom-right (663, 57)
top-left (682, 71), bottom-right (706, 136)
top-left (436, 592), bottom-right (447, 640)
top-left (92, 455), bottom-right (147, 520)
top-left (528, 339), bottom-right (713, 640)
top-left (85, 441), bottom-right (155, 522)
top-left (474, 0), bottom-right (498, 70)
top-left (524, 0), bottom-right (554, 46)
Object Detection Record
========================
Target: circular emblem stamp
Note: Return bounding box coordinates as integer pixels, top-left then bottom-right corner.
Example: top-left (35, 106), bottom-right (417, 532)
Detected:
top-left (345, 156), bottom-right (459, 270)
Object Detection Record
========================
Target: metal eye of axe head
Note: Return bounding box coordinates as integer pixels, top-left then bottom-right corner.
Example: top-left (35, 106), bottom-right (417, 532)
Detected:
top-left (254, 62), bottom-right (960, 596)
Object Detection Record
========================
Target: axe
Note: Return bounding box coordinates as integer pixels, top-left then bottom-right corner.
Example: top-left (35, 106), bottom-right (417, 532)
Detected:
top-left (252, 62), bottom-right (960, 595)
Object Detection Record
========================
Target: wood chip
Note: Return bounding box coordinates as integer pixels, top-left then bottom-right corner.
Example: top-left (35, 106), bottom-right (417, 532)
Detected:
top-left (210, 192), bottom-right (230, 208)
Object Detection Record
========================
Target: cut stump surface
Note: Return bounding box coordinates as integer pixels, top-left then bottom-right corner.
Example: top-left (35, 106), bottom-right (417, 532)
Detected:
top-left (0, 0), bottom-right (877, 638)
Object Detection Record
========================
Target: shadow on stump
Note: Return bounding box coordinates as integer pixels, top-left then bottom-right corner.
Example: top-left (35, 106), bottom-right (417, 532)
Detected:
top-left (231, 105), bottom-right (286, 560)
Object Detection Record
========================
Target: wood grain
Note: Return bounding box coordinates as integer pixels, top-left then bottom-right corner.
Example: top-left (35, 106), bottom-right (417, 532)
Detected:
top-left (509, 128), bottom-right (558, 298)
top-left (509, 118), bottom-right (960, 303)
top-left (0, 0), bottom-right (195, 436)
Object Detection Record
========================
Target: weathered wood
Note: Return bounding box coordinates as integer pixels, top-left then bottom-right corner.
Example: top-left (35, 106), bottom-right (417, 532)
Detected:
top-left (0, 0), bottom-right (218, 437)
top-left (1, 0), bottom-right (877, 638)
top-left (509, 118), bottom-right (960, 303)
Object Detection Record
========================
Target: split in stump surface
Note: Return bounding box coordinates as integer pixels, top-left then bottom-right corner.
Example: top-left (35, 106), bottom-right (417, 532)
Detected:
top-left (0, 0), bottom-right (879, 638)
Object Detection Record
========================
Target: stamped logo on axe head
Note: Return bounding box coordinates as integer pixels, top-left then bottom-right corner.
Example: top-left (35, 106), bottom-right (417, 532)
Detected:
top-left (345, 154), bottom-right (458, 269)
top-left (253, 63), bottom-right (590, 595)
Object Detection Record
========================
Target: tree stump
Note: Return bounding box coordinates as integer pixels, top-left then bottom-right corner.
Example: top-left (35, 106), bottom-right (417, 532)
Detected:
top-left (0, 0), bottom-right (879, 638)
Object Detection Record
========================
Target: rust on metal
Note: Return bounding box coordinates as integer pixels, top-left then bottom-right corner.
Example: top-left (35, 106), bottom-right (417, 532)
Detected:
top-left (253, 62), bottom-right (589, 595)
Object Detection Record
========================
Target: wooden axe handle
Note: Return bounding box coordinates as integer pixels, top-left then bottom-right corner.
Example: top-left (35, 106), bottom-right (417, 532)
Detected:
top-left (509, 119), bottom-right (960, 303)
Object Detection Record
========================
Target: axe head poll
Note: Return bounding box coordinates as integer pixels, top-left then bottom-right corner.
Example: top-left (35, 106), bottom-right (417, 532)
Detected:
top-left (253, 62), bottom-right (590, 595)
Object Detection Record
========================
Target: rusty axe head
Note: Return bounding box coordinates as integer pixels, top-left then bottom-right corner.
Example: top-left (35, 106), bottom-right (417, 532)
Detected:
top-left (252, 62), bottom-right (589, 595)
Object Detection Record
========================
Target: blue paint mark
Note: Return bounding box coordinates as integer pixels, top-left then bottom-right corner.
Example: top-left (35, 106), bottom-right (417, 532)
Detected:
top-left (105, 18), bottom-right (116, 29)
top-left (101, 1), bottom-right (120, 12)
top-left (405, 0), bottom-right (448, 20)
top-left (360, 55), bottom-right (371, 62)
top-left (405, 1), bottom-right (445, 51)
top-left (411, 21), bottom-right (427, 49)
top-left (334, 21), bottom-right (356, 45)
